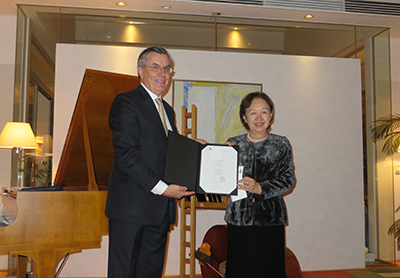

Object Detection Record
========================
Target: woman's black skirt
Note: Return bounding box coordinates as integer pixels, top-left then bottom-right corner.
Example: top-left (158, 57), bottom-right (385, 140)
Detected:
top-left (225, 224), bottom-right (285, 278)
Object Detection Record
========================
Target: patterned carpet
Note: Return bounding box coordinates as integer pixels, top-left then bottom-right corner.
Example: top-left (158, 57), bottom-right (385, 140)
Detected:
top-left (346, 269), bottom-right (400, 278)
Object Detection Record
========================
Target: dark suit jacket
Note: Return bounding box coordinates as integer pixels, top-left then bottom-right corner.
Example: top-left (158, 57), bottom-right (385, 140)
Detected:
top-left (105, 84), bottom-right (177, 225)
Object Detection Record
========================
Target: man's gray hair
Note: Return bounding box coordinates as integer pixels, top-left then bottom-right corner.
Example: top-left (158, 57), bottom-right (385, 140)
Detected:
top-left (137, 46), bottom-right (174, 69)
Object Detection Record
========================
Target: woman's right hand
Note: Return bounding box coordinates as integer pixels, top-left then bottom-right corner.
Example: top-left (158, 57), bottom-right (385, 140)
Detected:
top-left (238, 177), bottom-right (262, 195)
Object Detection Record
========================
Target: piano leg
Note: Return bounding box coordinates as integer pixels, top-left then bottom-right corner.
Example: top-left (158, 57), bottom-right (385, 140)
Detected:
top-left (11, 248), bottom-right (80, 278)
top-left (16, 255), bottom-right (29, 278)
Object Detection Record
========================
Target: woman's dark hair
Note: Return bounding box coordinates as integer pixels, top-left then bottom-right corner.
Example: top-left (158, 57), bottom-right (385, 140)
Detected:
top-left (239, 92), bottom-right (274, 131)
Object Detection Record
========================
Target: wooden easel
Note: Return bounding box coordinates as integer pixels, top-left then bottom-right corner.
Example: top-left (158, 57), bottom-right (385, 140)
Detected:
top-left (179, 105), bottom-right (229, 278)
top-left (180, 105), bottom-right (197, 278)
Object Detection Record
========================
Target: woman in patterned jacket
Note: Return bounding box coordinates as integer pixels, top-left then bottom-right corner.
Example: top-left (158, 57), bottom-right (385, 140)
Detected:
top-left (224, 92), bottom-right (296, 278)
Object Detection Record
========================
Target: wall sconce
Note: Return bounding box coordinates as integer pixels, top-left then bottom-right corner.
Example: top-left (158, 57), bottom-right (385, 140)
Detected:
top-left (34, 134), bottom-right (53, 156)
top-left (0, 122), bottom-right (38, 161)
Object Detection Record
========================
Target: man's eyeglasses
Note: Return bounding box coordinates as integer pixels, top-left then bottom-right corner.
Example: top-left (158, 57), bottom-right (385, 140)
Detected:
top-left (145, 64), bottom-right (173, 73)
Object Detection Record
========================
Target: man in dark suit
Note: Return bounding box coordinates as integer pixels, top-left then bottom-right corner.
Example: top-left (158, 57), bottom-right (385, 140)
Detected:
top-left (106, 46), bottom-right (195, 278)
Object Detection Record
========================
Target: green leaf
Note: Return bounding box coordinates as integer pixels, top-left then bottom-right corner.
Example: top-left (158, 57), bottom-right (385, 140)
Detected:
top-left (371, 113), bottom-right (400, 156)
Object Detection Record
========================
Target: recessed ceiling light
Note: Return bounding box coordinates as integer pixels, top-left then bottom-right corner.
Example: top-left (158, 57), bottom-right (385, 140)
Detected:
top-left (128, 21), bottom-right (146, 25)
top-left (234, 27), bottom-right (239, 30)
top-left (119, 15), bottom-right (126, 18)
top-left (162, 5), bottom-right (171, 10)
top-left (304, 14), bottom-right (314, 19)
top-left (212, 11), bottom-right (222, 16)
top-left (116, 2), bottom-right (126, 7)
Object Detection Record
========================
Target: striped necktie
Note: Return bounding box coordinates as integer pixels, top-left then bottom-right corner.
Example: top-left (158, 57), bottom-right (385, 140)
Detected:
top-left (155, 98), bottom-right (168, 136)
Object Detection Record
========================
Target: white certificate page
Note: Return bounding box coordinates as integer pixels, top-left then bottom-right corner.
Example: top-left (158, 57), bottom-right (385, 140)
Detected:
top-left (199, 145), bottom-right (237, 194)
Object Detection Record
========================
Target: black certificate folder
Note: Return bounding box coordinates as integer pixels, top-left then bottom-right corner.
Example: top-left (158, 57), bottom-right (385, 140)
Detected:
top-left (164, 131), bottom-right (238, 195)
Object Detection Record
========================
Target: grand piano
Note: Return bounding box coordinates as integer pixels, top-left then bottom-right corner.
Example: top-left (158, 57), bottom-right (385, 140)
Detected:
top-left (0, 69), bottom-right (140, 277)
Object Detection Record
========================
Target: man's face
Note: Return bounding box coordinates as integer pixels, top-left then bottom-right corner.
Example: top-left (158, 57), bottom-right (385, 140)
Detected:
top-left (137, 52), bottom-right (171, 97)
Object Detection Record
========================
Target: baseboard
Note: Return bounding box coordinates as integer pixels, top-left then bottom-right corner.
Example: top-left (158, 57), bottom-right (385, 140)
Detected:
top-left (56, 270), bottom-right (202, 278)
top-left (163, 275), bottom-right (202, 278)
top-left (0, 272), bottom-right (203, 278)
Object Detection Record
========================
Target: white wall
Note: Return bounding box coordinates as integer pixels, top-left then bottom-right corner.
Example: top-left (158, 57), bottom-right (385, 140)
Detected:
top-left (0, 15), bottom-right (17, 268)
top-left (53, 44), bottom-right (365, 276)
top-left (0, 15), bottom-right (16, 188)
top-left (391, 37), bottom-right (400, 260)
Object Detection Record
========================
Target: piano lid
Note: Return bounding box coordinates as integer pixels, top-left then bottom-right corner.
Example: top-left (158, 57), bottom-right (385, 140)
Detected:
top-left (54, 69), bottom-right (140, 191)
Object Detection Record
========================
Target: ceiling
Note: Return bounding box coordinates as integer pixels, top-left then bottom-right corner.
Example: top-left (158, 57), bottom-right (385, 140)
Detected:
top-left (3, 0), bottom-right (400, 38)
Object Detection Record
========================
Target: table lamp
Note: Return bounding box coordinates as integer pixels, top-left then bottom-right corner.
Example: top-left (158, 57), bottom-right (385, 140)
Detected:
top-left (0, 122), bottom-right (39, 161)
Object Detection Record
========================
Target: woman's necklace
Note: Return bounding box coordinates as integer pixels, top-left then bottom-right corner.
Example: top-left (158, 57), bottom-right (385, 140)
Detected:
top-left (247, 133), bottom-right (268, 143)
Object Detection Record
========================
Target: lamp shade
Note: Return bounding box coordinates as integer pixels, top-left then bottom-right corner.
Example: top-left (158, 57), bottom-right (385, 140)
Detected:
top-left (0, 122), bottom-right (39, 149)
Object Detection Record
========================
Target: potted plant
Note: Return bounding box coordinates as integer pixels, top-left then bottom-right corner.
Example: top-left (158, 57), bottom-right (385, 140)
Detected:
top-left (19, 156), bottom-right (52, 187)
top-left (371, 113), bottom-right (400, 238)
top-left (371, 113), bottom-right (400, 156)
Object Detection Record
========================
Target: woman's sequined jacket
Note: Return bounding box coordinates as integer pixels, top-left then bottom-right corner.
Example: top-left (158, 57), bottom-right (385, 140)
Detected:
top-left (224, 133), bottom-right (295, 226)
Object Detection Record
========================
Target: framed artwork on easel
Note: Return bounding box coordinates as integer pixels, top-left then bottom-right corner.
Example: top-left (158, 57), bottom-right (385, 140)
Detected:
top-left (173, 79), bottom-right (262, 143)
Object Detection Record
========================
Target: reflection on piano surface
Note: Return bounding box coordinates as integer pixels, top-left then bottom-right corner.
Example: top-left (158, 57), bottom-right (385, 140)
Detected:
top-left (0, 190), bottom-right (17, 228)
top-left (0, 69), bottom-right (140, 277)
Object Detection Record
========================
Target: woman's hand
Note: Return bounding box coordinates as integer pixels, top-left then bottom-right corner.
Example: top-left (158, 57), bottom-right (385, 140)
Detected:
top-left (224, 141), bottom-right (235, 146)
top-left (237, 177), bottom-right (262, 194)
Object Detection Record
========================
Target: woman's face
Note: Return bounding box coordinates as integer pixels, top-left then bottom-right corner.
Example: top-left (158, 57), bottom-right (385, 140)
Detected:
top-left (243, 97), bottom-right (273, 135)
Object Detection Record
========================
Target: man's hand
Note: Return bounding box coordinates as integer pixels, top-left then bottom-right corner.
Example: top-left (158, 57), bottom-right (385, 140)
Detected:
top-left (195, 139), bottom-right (208, 144)
top-left (162, 184), bottom-right (195, 199)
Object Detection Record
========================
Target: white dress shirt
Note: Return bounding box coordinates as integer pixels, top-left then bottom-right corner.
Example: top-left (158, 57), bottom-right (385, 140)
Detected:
top-left (141, 83), bottom-right (171, 195)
